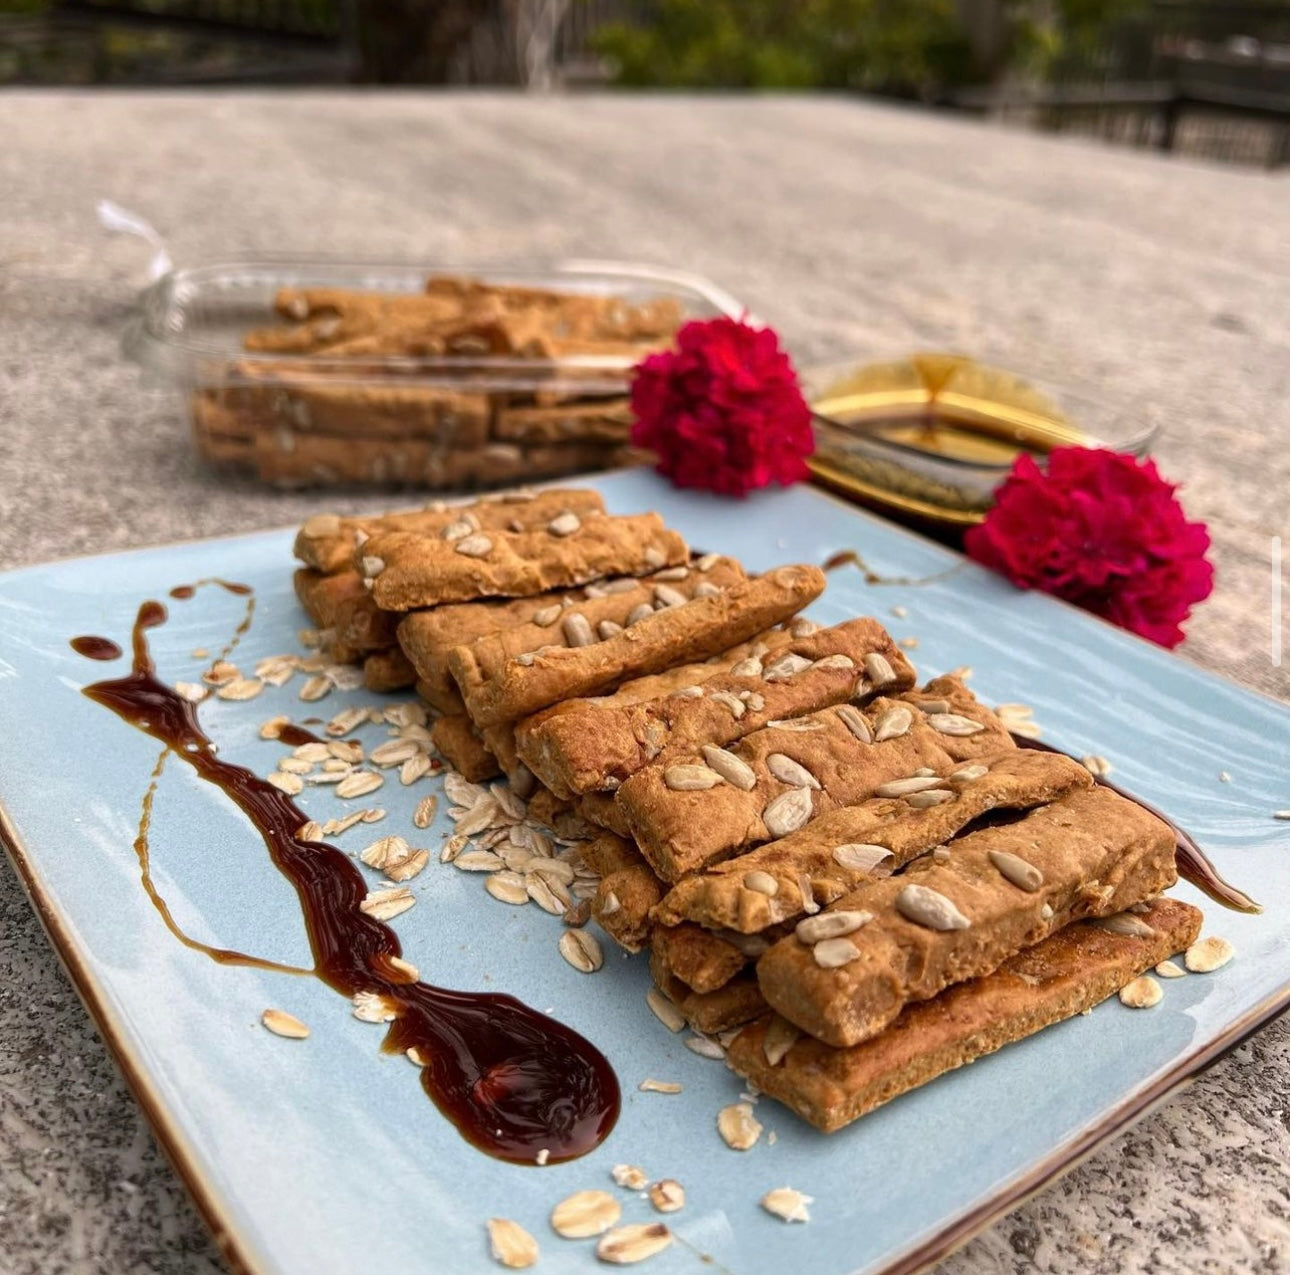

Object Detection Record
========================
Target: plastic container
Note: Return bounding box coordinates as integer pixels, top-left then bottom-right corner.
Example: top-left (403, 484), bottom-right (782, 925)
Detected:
top-left (126, 259), bottom-right (744, 489)
top-left (802, 353), bottom-right (1160, 527)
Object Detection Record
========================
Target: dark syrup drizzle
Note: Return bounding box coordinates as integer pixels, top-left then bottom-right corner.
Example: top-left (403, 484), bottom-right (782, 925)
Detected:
top-left (1014, 735), bottom-right (1262, 914)
top-left (75, 600), bottom-right (619, 1164)
top-left (70, 635), bottom-right (122, 661)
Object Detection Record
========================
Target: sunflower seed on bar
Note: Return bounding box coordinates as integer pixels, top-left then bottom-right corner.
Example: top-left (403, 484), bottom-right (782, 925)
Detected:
top-left (873, 705), bottom-right (913, 741)
top-left (763, 787), bottom-right (814, 838)
top-left (663, 763), bottom-right (724, 791)
top-left (832, 843), bottom-right (892, 872)
top-left (701, 745), bottom-right (756, 790)
top-left (743, 870), bottom-right (779, 896)
top-left (548, 511), bottom-right (581, 537)
top-left (764, 652), bottom-right (812, 682)
top-left (907, 789), bottom-right (954, 809)
top-left (988, 849), bottom-right (1044, 892)
top-left (1096, 913), bottom-right (1155, 939)
top-left (766, 753), bottom-right (819, 790)
top-left (563, 612), bottom-right (596, 647)
top-left (875, 775), bottom-right (945, 797)
top-left (835, 704), bottom-right (873, 742)
top-left (928, 712), bottom-right (986, 737)
top-left (454, 534), bottom-right (493, 558)
top-left (863, 653), bottom-right (897, 686)
top-left (896, 883), bottom-right (970, 931)
top-left (796, 909), bottom-right (873, 944)
top-left (812, 937), bottom-right (862, 968)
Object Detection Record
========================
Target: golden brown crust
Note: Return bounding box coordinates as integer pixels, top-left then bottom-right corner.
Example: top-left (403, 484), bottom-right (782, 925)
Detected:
top-left (494, 400), bottom-right (634, 445)
top-left (650, 924), bottom-right (751, 994)
top-left (652, 750), bottom-right (1093, 933)
top-left (366, 513), bottom-right (687, 611)
top-left (362, 646), bottom-right (416, 693)
top-left (617, 677), bottom-right (1012, 883)
top-left (578, 791), bottom-right (633, 838)
top-left (757, 785), bottom-right (1179, 1048)
top-left (429, 714), bottom-right (500, 783)
top-left (593, 862), bottom-right (666, 953)
top-left (516, 618), bottom-right (915, 798)
top-left (649, 961), bottom-right (768, 1034)
top-left (453, 565), bottom-right (827, 728)
top-left (726, 897), bottom-right (1202, 1132)
top-left (414, 677), bottom-right (465, 718)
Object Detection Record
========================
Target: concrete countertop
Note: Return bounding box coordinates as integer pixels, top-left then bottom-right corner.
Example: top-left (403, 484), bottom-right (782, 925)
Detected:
top-left (1, 91), bottom-right (1287, 1274)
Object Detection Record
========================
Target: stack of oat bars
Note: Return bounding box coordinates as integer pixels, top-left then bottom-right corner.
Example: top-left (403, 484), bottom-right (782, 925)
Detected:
top-left (291, 485), bottom-right (1203, 1135)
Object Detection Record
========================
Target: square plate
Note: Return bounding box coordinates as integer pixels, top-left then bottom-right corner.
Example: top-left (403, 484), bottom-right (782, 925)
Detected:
top-left (2, 471), bottom-right (1287, 1275)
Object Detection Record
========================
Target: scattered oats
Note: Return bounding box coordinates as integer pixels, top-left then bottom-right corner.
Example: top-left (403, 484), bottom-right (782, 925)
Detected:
top-left (261, 1008), bottom-right (310, 1039)
top-left (832, 843), bottom-right (891, 872)
top-left (202, 660), bottom-right (239, 686)
top-left (292, 742), bottom-right (331, 763)
top-left (1185, 936), bottom-right (1235, 973)
top-left (322, 810), bottom-right (367, 837)
top-left (548, 511), bottom-right (582, 537)
top-left (717, 1102), bottom-right (763, 1151)
top-left (1274, 810), bottom-right (1290, 821)
top-left (370, 739), bottom-right (419, 767)
top-left (1119, 976), bottom-right (1163, 1009)
top-left (528, 858), bottom-right (575, 885)
top-left (267, 770), bottom-right (304, 796)
top-left (175, 681), bottom-right (208, 703)
top-left (297, 820), bottom-right (324, 841)
top-left (763, 787), bottom-right (814, 839)
top-left (444, 773), bottom-right (488, 807)
top-left (400, 754), bottom-right (432, 786)
top-left (1219, 771), bottom-right (1232, 783)
top-left (761, 1188), bottom-right (812, 1223)
top-left (646, 987), bottom-right (686, 1033)
top-left (890, 605), bottom-right (908, 619)
top-left (298, 675), bottom-right (332, 703)
top-left (297, 628), bottom-right (322, 649)
top-left (277, 756), bottom-right (314, 776)
top-left (321, 757), bottom-right (354, 773)
top-left (1156, 959), bottom-right (1186, 978)
top-left (1081, 754), bottom-right (1114, 777)
top-left (384, 701), bottom-right (427, 729)
top-left (685, 1034), bottom-right (725, 1060)
top-left (386, 850), bottom-right (429, 882)
top-left (896, 884), bottom-right (970, 931)
top-left (873, 705), bottom-right (913, 742)
top-left (456, 795), bottom-right (502, 837)
top-left (527, 874), bottom-right (568, 915)
top-left (487, 872), bottom-right (530, 905)
top-left (663, 763), bottom-right (724, 792)
top-left (535, 1149), bottom-right (549, 1166)
top-left (259, 715), bottom-right (290, 740)
top-left (352, 991), bottom-right (397, 1023)
top-left (988, 850), bottom-right (1044, 892)
top-left (648, 1180), bottom-right (685, 1214)
top-left (763, 1016), bottom-right (802, 1067)
top-left (596, 1223), bottom-right (674, 1265)
top-left (611, 1164), bottom-right (650, 1191)
top-left (813, 937), bottom-right (863, 968)
top-left (639, 1078), bottom-right (682, 1095)
top-left (322, 706), bottom-right (366, 737)
top-left (387, 954), bottom-right (419, 981)
top-left (325, 665), bottom-right (364, 692)
top-left (743, 870), bottom-right (780, 897)
top-left (440, 832), bottom-right (469, 863)
top-left (359, 887), bottom-right (415, 921)
top-left (336, 771), bottom-right (384, 800)
top-left (413, 794), bottom-right (439, 829)
top-left (255, 656), bottom-right (298, 687)
top-left (899, 637), bottom-right (919, 650)
top-left (487, 1217), bottom-right (538, 1269)
top-left (217, 677), bottom-right (264, 702)
top-left (329, 739), bottom-right (364, 764)
top-left (796, 910), bottom-right (873, 944)
top-left (766, 754), bottom-right (820, 790)
top-left (551, 1190), bottom-right (621, 1239)
top-left (454, 534), bottom-right (493, 558)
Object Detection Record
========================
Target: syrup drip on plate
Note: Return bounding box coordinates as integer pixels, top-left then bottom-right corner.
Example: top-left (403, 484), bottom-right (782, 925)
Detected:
top-left (74, 598), bottom-right (619, 1163)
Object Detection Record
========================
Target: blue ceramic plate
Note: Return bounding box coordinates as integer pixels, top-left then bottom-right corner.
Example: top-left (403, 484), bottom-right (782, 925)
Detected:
top-left (2, 472), bottom-right (1287, 1275)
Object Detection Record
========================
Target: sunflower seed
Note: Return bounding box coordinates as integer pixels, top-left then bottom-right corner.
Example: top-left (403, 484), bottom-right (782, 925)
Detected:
top-left (653, 584), bottom-right (687, 609)
top-left (455, 849), bottom-right (502, 872)
top-left (707, 691), bottom-right (746, 719)
top-left (729, 657), bottom-right (763, 677)
top-left (598, 620), bottom-right (624, 640)
top-left (764, 652), bottom-right (813, 682)
top-left (796, 909), bottom-right (873, 944)
top-left (646, 987), bottom-right (685, 1033)
top-left (301, 512), bottom-right (342, 537)
top-left (1096, 913), bottom-right (1156, 939)
top-left (1041, 903), bottom-right (1054, 921)
top-left (533, 604), bottom-right (563, 628)
top-left (486, 872), bottom-right (530, 905)
top-left (454, 534), bottom-right (493, 558)
top-left (684, 1034), bottom-right (725, 1060)
top-left (695, 552), bottom-right (720, 571)
top-left (761, 1188), bottom-right (812, 1224)
top-left (863, 653), bottom-right (897, 686)
top-left (626, 603), bottom-right (654, 626)
top-left (744, 691), bottom-right (765, 711)
top-left (917, 698), bottom-right (952, 715)
top-left (487, 1217), bottom-right (538, 1269)
top-left (701, 745), bottom-right (756, 790)
top-left (558, 928), bottom-right (603, 973)
top-left (1156, 959), bottom-right (1186, 978)
top-left (762, 1016), bottom-right (802, 1066)
top-left (717, 1102), bottom-right (763, 1151)
top-left (260, 1008), bottom-right (309, 1039)
top-left (832, 843), bottom-right (892, 873)
top-left (611, 1164), bottom-right (650, 1190)
top-left (984, 849), bottom-right (1043, 892)
top-left (950, 763), bottom-right (989, 782)
top-left (875, 775), bottom-right (945, 797)
top-left (267, 771), bottom-right (303, 796)
top-left (836, 704), bottom-right (873, 742)
top-left (907, 789), bottom-right (955, 809)
top-left (551, 1189), bottom-right (620, 1238)
top-left (1185, 936), bottom-right (1235, 973)
top-left (663, 763), bottom-right (724, 792)
top-left (547, 511), bottom-right (581, 537)
top-left (766, 753), bottom-right (820, 790)
top-left (649, 1180), bottom-right (685, 1214)
top-left (928, 712), bottom-right (985, 737)
top-left (562, 612), bottom-right (596, 647)
top-left (360, 887), bottom-right (415, 920)
top-left (412, 794), bottom-right (438, 829)
top-left (790, 617), bottom-right (820, 637)
top-left (874, 705), bottom-right (914, 741)
top-left (812, 937), bottom-right (862, 968)
top-left (743, 870), bottom-right (779, 897)
top-left (1119, 976), bottom-right (1163, 1008)
top-left (896, 884), bottom-right (970, 931)
top-left (1081, 754), bottom-right (1114, 777)
top-left (763, 787), bottom-right (814, 838)
top-left (596, 1223), bottom-right (674, 1265)
top-left (693, 582), bottom-right (722, 599)
top-left (335, 771), bottom-right (383, 800)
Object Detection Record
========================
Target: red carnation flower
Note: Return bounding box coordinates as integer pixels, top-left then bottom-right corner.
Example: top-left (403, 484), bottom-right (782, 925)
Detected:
top-left (964, 447), bottom-right (1213, 649)
top-left (630, 317), bottom-right (814, 498)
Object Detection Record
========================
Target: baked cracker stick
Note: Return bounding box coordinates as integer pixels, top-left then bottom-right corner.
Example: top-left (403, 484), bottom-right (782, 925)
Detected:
top-left (430, 714), bottom-right (500, 784)
top-left (362, 647), bottom-right (416, 693)
top-left (650, 924), bottom-right (754, 995)
top-left (414, 677), bottom-right (465, 718)
top-left (618, 675), bottom-right (1012, 883)
top-left (758, 785), bottom-right (1178, 1048)
top-left (454, 565), bottom-right (826, 729)
top-left (364, 512), bottom-right (687, 611)
top-left (590, 835), bottom-right (667, 954)
top-left (516, 617), bottom-right (915, 797)
top-left (728, 897), bottom-right (1202, 1132)
top-left (294, 488), bottom-right (607, 574)
top-left (294, 569), bottom-right (398, 662)
top-left (579, 791), bottom-right (633, 839)
top-left (653, 750), bottom-right (1093, 933)
top-left (400, 557), bottom-right (748, 717)
top-left (648, 962), bottom-right (768, 1035)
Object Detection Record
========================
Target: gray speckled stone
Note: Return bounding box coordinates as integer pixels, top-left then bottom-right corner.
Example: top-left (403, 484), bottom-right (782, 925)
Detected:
top-left (1, 92), bottom-right (1286, 1275)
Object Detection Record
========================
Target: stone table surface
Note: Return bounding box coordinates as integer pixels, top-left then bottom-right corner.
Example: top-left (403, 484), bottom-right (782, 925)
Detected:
top-left (1, 91), bottom-right (1287, 1275)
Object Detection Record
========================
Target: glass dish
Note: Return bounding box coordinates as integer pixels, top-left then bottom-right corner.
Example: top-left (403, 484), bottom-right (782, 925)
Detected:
top-left (802, 353), bottom-right (1160, 528)
top-left (124, 259), bottom-right (743, 489)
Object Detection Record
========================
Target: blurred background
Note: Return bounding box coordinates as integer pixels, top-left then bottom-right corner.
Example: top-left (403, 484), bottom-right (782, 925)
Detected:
top-left (2, 0), bottom-right (1288, 167)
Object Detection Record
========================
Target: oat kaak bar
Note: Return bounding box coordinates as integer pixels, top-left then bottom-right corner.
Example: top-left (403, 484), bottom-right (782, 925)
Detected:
top-left (294, 489), bottom-right (608, 575)
top-left (587, 833), bottom-right (666, 953)
top-left (430, 714), bottom-right (501, 784)
top-left (293, 569), bottom-right (398, 664)
top-left (652, 750), bottom-right (1093, 934)
top-left (400, 557), bottom-right (748, 720)
top-left (361, 647), bottom-right (417, 694)
top-left (617, 676), bottom-right (1012, 882)
top-left (516, 617), bottom-right (914, 798)
top-left (727, 897), bottom-right (1202, 1132)
top-left (757, 785), bottom-right (1178, 1048)
top-left (453, 565), bottom-right (826, 729)
top-left (649, 960), bottom-right (769, 1035)
top-left (650, 923), bottom-right (756, 995)
top-left (363, 512), bottom-right (687, 611)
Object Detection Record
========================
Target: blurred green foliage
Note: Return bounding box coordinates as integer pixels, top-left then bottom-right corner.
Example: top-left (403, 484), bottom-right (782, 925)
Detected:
top-left (591, 0), bottom-right (979, 97)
